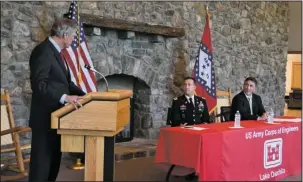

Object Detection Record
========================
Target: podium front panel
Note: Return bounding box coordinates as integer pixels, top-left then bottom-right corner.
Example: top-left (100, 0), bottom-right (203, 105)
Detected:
top-left (58, 98), bottom-right (130, 131)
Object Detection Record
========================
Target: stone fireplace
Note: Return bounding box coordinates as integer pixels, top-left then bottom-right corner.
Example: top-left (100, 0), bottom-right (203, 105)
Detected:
top-left (90, 28), bottom-right (179, 139)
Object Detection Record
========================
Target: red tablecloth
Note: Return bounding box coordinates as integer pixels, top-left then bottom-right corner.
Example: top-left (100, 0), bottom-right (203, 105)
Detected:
top-left (155, 117), bottom-right (302, 181)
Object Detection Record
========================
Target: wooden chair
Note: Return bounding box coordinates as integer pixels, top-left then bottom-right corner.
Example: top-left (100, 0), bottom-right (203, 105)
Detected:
top-left (1, 89), bottom-right (31, 181)
top-left (214, 88), bottom-right (232, 123)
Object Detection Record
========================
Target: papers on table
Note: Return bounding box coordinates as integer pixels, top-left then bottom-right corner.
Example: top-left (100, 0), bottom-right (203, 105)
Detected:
top-left (273, 118), bottom-right (302, 122)
top-left (228, 126), bottom-right (244, 129)
top-left (181, 126), bottom-right (207, 131)
top-left (264, 122), bottom-right (281, 124)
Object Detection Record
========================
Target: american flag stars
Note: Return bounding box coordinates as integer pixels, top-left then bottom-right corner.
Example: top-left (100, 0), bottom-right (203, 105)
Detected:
top-left (66, 1), bottom-right (85, 50)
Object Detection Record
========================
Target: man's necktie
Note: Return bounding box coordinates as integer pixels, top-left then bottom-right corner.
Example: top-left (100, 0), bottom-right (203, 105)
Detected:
top-left (189, 97), bottom-right (195, 108)
top-left (248, 97), bottom-right (253, 115)
top-left (60, 53), bottom-right (68, 71)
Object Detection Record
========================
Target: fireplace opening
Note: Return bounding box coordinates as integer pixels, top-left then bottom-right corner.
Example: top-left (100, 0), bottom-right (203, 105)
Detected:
top-left (97, 74), bottom-right (151, 142)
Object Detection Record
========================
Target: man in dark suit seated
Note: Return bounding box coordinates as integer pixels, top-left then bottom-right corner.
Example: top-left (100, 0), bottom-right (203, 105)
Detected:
top-left (171, 77), bottom-right (210, 127)
top-left (28, 18), bottom-right (85, 181)
top-left (230, 77), bottom-right (267, 121)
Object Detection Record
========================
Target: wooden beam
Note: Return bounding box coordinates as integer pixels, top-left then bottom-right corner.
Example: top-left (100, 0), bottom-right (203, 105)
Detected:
top-left (288, 51), bottom-right (302, 54)
top-left (79, 13), bottom-right (185, 37)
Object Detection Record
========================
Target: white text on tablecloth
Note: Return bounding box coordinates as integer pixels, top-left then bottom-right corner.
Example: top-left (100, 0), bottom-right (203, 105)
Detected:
top-left (245, 126), bottom-right (299, 140)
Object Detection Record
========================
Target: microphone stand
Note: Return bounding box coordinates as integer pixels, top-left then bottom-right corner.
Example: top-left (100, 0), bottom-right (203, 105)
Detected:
top-left (84, 65), bottom-right (109, 92)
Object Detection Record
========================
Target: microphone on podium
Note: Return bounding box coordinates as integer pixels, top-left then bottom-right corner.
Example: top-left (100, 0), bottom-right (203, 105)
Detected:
top-left (84, 64), bottom-right (109, 92)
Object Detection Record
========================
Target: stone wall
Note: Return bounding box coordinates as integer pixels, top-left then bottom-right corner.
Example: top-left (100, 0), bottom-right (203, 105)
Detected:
top-left (1, 2), bottom-right (289, 140)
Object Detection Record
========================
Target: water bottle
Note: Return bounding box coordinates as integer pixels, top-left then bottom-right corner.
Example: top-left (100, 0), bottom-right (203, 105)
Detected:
top-left (267, 108), bottom-right (274, 123)
top-left (234, 111), bottom-right (241, 128)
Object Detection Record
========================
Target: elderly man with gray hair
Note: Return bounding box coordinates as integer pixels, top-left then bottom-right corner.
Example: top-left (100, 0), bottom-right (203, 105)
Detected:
top-left (28, 18), bottom-right (85, 181)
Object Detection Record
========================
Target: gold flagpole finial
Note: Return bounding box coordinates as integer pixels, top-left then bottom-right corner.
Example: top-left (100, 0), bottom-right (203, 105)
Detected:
top-left (205, 4), bottom-right (211, 22)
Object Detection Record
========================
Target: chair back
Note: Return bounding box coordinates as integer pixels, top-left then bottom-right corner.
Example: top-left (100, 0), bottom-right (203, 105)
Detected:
top-left (220, 106), bottom-right (232, 122)
top-left (215, 89), bottom-right (232, 122)
top-left (1, 89), bottom-right (15, 146)
top-left (166, 107), bottom-right (172, 126)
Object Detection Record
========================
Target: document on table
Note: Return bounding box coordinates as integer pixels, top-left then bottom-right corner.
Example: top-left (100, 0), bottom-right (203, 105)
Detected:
top-left (228, 126), bottom-right (245, 129)
top-left (181, 126), bottom-right (208, 131)
top-left (273, 118), bottom-right (302, 122)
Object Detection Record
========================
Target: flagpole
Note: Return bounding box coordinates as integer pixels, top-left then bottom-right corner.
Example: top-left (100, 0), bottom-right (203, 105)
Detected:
top-left (205, 5), bottom-right (216, 115)
top-left (69, 1), bottom-right (85, 171)
top-left (77, 1), bottom-right (82, 86)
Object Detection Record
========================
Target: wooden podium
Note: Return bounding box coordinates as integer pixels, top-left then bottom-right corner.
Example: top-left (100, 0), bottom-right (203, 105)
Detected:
top-left (51, 89), bottom-right (132, 181)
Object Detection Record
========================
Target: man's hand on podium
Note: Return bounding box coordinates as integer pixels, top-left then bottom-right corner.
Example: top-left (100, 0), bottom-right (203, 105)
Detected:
top-left (65, 95), bottom-right (83, 109)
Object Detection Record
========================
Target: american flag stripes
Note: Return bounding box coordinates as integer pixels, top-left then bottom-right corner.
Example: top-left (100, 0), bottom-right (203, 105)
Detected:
top-left (61, 1), bottom-right (97, 93)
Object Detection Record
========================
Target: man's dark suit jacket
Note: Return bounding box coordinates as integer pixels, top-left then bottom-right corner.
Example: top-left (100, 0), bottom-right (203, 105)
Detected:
top-left (171, 94), bottom-right (210, 127)
top-left (230, 91), bottom-right (266, 121)
top-left (29, 38), bottom-right (85, 130)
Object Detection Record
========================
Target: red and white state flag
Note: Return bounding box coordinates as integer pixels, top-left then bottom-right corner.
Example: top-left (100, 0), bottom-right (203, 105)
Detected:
top-left (192, 11), bottom-right (217, 113)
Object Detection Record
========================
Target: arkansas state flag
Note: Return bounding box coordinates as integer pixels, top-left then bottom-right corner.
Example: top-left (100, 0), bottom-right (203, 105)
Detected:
top-left (192, 11), bottom-right (217, 113)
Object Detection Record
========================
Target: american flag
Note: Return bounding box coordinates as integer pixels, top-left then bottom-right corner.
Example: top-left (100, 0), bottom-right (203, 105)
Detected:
top-left (192, 11), bottom-right (217, 113)
top-left (61, 1), bottom-right (97, 93)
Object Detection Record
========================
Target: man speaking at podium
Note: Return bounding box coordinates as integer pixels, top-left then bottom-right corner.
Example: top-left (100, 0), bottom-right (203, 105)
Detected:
top-left (28, 18), bottom-right (85, 181)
